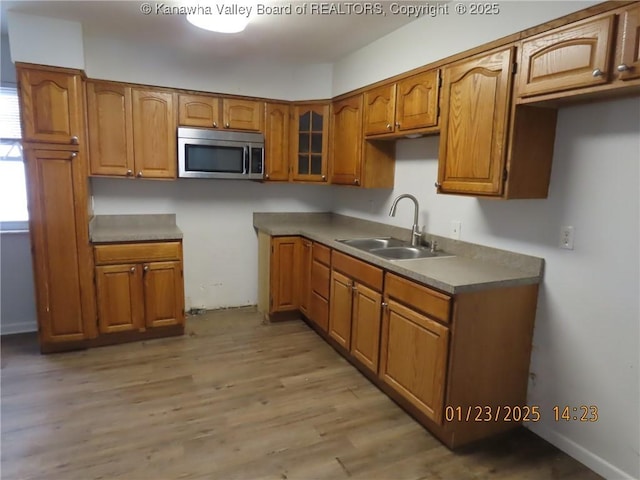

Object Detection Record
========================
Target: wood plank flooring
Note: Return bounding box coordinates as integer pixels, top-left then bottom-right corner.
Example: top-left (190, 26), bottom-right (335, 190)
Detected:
top-left (1, 308), bottom-right (601, 480)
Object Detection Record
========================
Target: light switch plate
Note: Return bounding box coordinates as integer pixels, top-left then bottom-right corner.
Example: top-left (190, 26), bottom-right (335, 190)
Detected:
top-left (560, 226), bottom-right (574, 250)
top-left (450, 221), bottom-right (461, 240)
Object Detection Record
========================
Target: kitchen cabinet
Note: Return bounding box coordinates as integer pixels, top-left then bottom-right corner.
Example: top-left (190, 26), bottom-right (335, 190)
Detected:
top-left (364, 70), bottom-right (440, 137)
top-left (291, 103), bottom-right (329, 182)
top-left (87, 81), bottom-right (176, 179)
top-left (222, 98), bottom-right (264, 131)
top-left (309, 242), bottom-right (331, 332)
top-left (178, 94), bottom-right (220, 127)
top-left (330, 94), bottom-right (395, 188)
top-left (617, 5), bottom-right (640, 81)
top-left (298, 238), bottom-right (313, 317)
top-left (23, 146), bottom-right (97, 350)
top-left (269, 236), bottom-right (300, 315)
top-left (17, 65), bottom-right (84, 146)
top-left (179, 94), bottom-right (264, 131)
top-left (93, 242), bottom-right (185, 332)
top-left (329, 251), bottom-right (383, 373)
top-left (264, 102), bottom-right (291, 181)
top-left (437, 47), bottom-right (558, 198)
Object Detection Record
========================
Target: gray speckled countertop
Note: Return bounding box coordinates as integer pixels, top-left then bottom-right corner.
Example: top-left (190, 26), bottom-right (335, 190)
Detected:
top-left (254, 212), bottom-right (544, 294)
top-left (90, 214), bottom-right (183, 243)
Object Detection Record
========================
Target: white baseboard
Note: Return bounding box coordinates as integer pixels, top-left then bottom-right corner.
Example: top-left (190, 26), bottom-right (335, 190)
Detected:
top-left (1, 320), bottom-right (37, 335)
top-left (526, 424), bottom-right (638, 480)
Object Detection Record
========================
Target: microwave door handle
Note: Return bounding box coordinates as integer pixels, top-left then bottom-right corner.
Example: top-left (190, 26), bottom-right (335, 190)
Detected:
top-left (243, 146), bottom-right (249, 174)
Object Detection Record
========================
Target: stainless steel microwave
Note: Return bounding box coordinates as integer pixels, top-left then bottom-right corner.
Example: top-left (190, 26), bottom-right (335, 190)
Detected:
top-left (177, 127), bottom-right (264, 180)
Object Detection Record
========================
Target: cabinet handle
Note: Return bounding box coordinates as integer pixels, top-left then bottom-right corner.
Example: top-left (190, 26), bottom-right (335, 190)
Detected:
top-left (592, 68), bottom-right (604, 77)
top-left (126, 169), bottom-right (133, 176)
top-left (143, 265), bottom-right (149, 273)
top-left (386, 123), bottom-right (392, 131)
top-left (225, 122), bottom-right (230, 128)
top-left (213, 121), bottom-right (218, 128)
top-left (130, 267), bottom-right (136, 273)
top-left (353, 178), bottom-right (359, 185)
top-left (70, 135), bottom-right (79, 144)
top-left (617, 64), bottom-right (630, 73)
top-left (381, 302), bottom-right (388, 308)
top-left (137, 171), bottom-right (143, 178)
top-left (70, 152), bottom-right (77, 159)
top-left (434, 182), bottom-right (441, 189)
top-left (395, 122), bottom-right (400, 128)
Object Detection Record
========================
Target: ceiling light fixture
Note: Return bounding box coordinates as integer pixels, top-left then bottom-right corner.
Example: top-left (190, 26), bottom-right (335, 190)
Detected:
top-left (185, 2), bottom-right (253, 33)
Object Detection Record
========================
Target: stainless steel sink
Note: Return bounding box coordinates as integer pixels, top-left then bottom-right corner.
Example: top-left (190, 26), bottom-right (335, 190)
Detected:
top-left (369, 246), bottom-right (444, 260)
top-left (338, 237), bottom-right (407, 250)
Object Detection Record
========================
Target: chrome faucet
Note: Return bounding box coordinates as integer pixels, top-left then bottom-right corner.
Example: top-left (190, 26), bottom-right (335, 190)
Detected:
top-left (389, 194), bottom-right (421, 247)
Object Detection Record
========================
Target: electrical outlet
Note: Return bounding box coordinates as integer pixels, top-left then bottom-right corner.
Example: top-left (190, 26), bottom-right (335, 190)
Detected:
top-left (560, 226), bottom-right (574, 250)
top-left (450, 221), bottom-right (461, 240)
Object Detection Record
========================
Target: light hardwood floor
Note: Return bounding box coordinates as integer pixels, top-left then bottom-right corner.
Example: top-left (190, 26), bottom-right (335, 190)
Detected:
top-left (1, 308), bottom-right (601, 480)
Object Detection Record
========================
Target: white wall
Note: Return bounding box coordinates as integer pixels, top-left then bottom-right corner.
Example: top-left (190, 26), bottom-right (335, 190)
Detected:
top-left (91, 179), bottom-right (331, 310)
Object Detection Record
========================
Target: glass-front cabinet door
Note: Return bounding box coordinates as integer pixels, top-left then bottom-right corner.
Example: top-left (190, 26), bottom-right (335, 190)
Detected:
top-left (291, 103), bottom-right (329, 182)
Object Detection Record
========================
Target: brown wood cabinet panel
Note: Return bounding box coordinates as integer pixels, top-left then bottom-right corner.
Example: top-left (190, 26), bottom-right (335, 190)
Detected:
top-left (330, 95), bottom-right (363, 185)
top-left (131, 88), bottom-right (177, 179)
top-left (178, 94), bottom-right (220, 127)
top-left (264, 102), bottom-right (290, 181)
top-left (18, 67), bottom-right (84, 145)
top-left (95, 264), bottom-right (144, 333)
top-left (144, 261), bottom-right (184, 328)
top-left (329, 269), bottom-right (353, 349)
top-left (380, 299), bottom-right (449, 424)
top-left (94, 242), bottom-right (182, 265)
top-left (350, 283), bottom-right (382, 373)
top-left (87, 81), bottom-right (135, 176)
top-left (291, 103), bottom-right (329, 182)
top-left (396, 70), bottom-right (440, 131)
top-left (518, 15), bottom-right (615, 97)
top-left (310, 291), bottom-right (329, 332)
top-left (332, 251), bottom-right (383, 291)
top-left (24, 148), bottom-right (96, 344)
top-left (311, 260), bottom-right (330, 299)
top-left (617, 5), bottom-right (640, 81)
top-left (270, 237), bottom-right (299, 313)
top-left (299, 238), bottom-right (313, 317)
top-left (312, 242), bottom-right (331, 266)
top-left (438, 47), bottom-right (514, 196)
top-left (363, 84), bottom-right (396, 135)
top-left (385, 273), bottom-right (451, 324)
top-left (223, 98), bottom-right (264, 131)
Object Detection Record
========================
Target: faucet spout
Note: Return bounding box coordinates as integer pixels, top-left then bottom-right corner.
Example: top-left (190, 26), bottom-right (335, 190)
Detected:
top-left (389, 194), bottom-right (421, 246)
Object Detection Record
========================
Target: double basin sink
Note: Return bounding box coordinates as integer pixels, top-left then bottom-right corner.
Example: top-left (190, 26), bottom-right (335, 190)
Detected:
top-left (337, 237), bottom-right (452, 261)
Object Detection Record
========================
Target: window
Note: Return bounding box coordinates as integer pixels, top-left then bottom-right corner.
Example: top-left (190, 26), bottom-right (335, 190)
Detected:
top-left (0, 86), bottom-right (28, 230)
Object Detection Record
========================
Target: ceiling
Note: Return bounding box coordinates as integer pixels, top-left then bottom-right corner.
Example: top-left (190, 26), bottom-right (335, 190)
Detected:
top-left (1, 1), bottom-right (420, 64)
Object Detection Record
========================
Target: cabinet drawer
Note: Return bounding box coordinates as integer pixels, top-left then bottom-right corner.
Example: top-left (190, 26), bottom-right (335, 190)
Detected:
top-left (94, 242), bottom-right (182, 265)
top-left (311, 260), bottom-right (330, 299)
top-left (332, 251), bottom-right (383, 292)
top-left (385, 273), bottom-right (451, 324)
top-left (312, 242), bottom-right (331, 266)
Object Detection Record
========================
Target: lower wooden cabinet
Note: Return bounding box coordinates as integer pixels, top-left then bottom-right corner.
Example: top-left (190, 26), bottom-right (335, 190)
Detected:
top-left (269, 236), bottom-right (300, 314)
top-left (93, 242), bottom-right (185, 334)
top-left (309, 242), bottom-right (331, 331)
top-left (350, 282), bottom-right (382, 373)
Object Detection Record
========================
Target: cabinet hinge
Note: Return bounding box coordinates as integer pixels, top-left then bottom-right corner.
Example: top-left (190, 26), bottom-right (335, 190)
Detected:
top-left (512, 62), bottom-right (518, 75)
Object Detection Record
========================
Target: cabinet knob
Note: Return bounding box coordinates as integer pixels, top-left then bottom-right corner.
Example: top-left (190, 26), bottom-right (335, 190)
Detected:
top-left (126, 169), bottom-right (133, 176)
top-left (351, 284), bottom-right (357, 292)
top-left (353, 178), bottom-right (359, 185)
top-left (395, 122), bottom-right (401, 128)
top-left (434, 182), bottom-right (441, 189)
top-left (617, 64), bottom-right (630, 73)
top-left (225, 122), bottom-right (230, 128)
top-left (321, 175), bottom-right (326, 181)
top-left (381, 302), bottom-right (388, 308)
top-left (213, 121), bottom-right (218, 128)
top-left (386, 123), bottom-right (392, 131)
top-left (70, 135), bottom-right (79, 144)
top-left (265, 173), bottom-right (270, 179)
top-left (592, 68), bottom-right (604, 77)
top-left (70, 152), bottom-right (77, 159)
top-left (130, 266), bottom-right (136, 273)
top-left (137, 171), bottom-right (143, 178)
top-left (143, 265), bottom-right (149, 272)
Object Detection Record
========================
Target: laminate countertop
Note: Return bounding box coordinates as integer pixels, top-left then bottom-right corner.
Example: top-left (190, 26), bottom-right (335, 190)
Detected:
top-left (254, 212), bottom-right (544, 295)
top-left (89, 214), bottom-right (183, 243)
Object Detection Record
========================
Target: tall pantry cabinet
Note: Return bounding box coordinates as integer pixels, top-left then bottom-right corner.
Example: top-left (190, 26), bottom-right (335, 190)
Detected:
top-left (17, 64), bottom-right (97, 352)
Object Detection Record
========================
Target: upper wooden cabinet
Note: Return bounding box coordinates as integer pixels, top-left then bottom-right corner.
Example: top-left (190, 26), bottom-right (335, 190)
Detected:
top-left (518, 15), bottom-right (616, 97)
top-left (178, 95), bottom-right (264, 131)
top-left (438, 48), bottom-right (514, 196)
top-left (178, 94), bottom-right (220, 127)
top-left (264, 102), bottom-right (291, 181)
top-left (291, 103), bottom-right (329, 182)
top-left (87, 82), bottom-right (176, 179)
top-left (330, 94), bottom-right (395, 188)
top-left (18, 66), bottom-right (84, 146)
top-left (616, 4), bottom-right (640, 82)
top-left (364, 70), bottom-right (440, 137)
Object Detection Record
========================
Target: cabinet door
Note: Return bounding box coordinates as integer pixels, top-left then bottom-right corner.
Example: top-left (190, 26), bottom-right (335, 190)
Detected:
top-left (222, 98), bottom-right (264, 131)
top-left (299, 238), bottom-right (313, 317)
top-left (310, 291), bottom-right (329, 332)
top-left (350, 283), bottom-right (382, 373)
top-left (18, 68), bottom-right (84, 145)
top-left (143, 261), bottom-right (184, 328)
top-left (131, 88), bottom-right (176, 179)
top-left (438, 48), bottom-right (514, 196)
top-left (270, 237), bottom-right (299, 313)
top-left (87, 81), bottom-right (135, 177)
top-left (617, 5), bottom-right (640, 81)
top-left (95, 264), bottom-right (144, 333)
top-left (23, 148), bottom-right (96, 344)
top-left (380, 299), bottom-right (449, 424)
top-left (264, 102), bottom-right (290, 181)
top-left (330, 95), bottom-right (363, 186)
top-left (328, 270), bottom-right (353, 349)
top-left (396, 70), bottom-right (439, 131)
top-left (518, 15), bottom-right (615, 97)
top-left (363, 84), bottom-right (396, 135)
top-left (291, 104), bottom-right (329, 182)
top-left (178, 94), bottom-right (220, 127)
